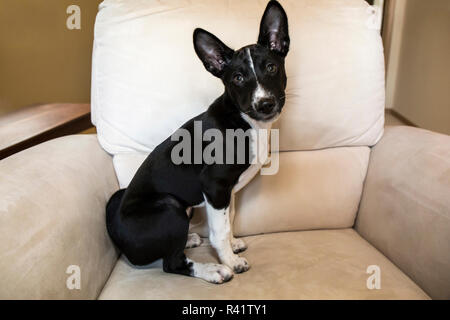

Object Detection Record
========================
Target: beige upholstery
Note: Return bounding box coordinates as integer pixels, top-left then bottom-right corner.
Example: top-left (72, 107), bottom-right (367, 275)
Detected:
top-left (98, 229), bottom-right (428, 300)
top-left (356, 126), bottom-right (450, 300)
top-left (0, 135), bottom-right (119, 299)
top-left (0, 127), bottom-right (448, 299)
top-left (190, 147), bottom-right (370, 237)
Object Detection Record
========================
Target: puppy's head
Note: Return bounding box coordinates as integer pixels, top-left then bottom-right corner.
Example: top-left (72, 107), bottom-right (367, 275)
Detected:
top-left (194, 0), bottom-right (290, 122)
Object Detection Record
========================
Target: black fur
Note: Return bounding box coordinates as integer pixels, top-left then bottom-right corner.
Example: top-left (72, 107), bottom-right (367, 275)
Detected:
top-left (106, 0), bottom-right (289, 278)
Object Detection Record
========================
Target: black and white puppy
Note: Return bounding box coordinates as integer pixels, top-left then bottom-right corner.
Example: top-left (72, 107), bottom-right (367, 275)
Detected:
top-left (106, 0), bottom-right (289, 284)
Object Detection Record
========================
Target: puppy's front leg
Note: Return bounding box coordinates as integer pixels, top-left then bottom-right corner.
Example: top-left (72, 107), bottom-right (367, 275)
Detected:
top-left (204, 194), bottom-right (250, 274)
top-left (229, 192), bottom-right (247, 254)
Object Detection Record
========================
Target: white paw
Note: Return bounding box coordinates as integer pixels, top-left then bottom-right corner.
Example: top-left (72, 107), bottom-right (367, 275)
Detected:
top-left (226, 255), bottom-right (250, 274)
top-left (185, 233), bottom-right (202, 248)
top-left (194, 263), bottom-right (234, 284)
top-left (231, 238), bottom-right (247, 253)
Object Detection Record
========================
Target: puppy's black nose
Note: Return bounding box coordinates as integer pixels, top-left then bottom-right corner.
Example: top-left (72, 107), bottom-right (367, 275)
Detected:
top-left (255, 98), bottom-right (276, 114)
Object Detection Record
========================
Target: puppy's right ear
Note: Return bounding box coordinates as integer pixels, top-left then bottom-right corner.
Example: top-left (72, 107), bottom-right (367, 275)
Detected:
top-left (258, 0), bottom-right (290, 57)
top-left (193, 28), bottom-right (234, 78)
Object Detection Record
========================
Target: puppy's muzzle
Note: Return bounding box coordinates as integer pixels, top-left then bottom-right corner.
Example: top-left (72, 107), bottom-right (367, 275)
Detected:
top-left (255, 97), bottom-right (276, 115)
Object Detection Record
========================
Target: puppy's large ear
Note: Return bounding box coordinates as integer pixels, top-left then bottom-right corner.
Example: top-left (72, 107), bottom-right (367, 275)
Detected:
top-left (257, 1), bottom-right (290, 57)
top-left (193, 28), bottom-right (234, 78)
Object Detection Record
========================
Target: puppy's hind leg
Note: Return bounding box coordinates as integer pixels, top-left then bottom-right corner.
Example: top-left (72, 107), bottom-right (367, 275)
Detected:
top-left (184, 207), bottom-right (203, 249)
top-left (162, 200), bottom-right (233, 284)
top-left (185, 233), bottom-right (202, 248)
top-left (164, 249), bottom-right (233, 284)
top-left (187, 258), bottom-right (234, 284)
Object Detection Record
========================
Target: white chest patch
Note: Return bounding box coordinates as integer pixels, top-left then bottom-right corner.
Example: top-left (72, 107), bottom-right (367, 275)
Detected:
top-left (233, 113), bottom-right (272, 193)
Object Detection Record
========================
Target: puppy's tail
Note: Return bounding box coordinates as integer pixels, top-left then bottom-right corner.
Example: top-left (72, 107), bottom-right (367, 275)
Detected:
top-left (106, 189), bottom-right (126, 216)
top-left (106, 189), bottom-right (126, 248)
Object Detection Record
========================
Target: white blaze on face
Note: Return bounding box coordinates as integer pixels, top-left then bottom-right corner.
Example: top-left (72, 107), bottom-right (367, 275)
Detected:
top-left (246, 48), bottom-right (271, 108)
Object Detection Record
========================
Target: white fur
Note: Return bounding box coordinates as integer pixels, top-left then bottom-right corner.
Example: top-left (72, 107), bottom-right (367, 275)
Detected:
top-left (234, 113), bottom-right (272, 192)
top-left (253, 84), bottom-right (268, 106)
top-left (186, 258), bottom-right (233, 284)
top-left (185, 233), bottom-right (202, 248)
top-left (231, 237), bottom-right (247, 253)
top-left (246, 48), bottom-right (271, 107)
top-left (192, 201), bottom-right (205, 208)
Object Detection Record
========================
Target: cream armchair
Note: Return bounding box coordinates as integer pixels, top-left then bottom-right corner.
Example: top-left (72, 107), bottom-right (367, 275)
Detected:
top-left (0, 125), bottom-right (448, 299)
top-left (1, 0), bottom-right (449, 301)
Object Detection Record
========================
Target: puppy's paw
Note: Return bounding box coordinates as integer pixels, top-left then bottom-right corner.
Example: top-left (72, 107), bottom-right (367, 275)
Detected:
top-left (196, 264), bottom-right (234, 284)
top-left (185, 233), bottom-right (202, 249)
top-left (231, 237), bottom-right (247, 253)
top-left (227, 255), bottom-right (250, 274)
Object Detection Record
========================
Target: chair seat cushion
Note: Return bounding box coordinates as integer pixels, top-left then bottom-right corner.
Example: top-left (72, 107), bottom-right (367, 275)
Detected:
top-left (98, 229), bottom-right (428, 299)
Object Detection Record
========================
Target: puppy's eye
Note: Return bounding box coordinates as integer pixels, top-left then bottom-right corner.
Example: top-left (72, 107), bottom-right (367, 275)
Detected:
top-left (266, 63), bottom-right (277, 74)
top-left (233, 74), bottom-right (244, 84)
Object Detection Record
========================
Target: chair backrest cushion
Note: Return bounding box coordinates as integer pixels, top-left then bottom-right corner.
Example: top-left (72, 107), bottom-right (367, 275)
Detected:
top-left (91, 0), bottom-right (384, 232)
top-left (92, 0), bottom-right (385, 162)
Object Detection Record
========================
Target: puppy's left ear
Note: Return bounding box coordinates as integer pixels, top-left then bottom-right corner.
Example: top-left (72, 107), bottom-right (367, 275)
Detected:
top-left (193, 28), bottom-right (234, 78)
top-left (257, 1), bottom-right (290, 57)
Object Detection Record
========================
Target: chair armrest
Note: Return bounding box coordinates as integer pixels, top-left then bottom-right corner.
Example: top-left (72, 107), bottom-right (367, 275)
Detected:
top-left (0, 103), bottom-right (92, 160)
top-left (355, 126), bottom-right (450, 299)
top-left (0, 135), bottom-right (119, 299)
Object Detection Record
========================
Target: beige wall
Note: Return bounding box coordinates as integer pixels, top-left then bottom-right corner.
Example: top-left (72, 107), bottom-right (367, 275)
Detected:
top-left (0, 0), bottom-right (102, 116)
top-left (2, 0), bottom-right (449, 135)
top-left (384, 0), bottom-right (450, 135)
